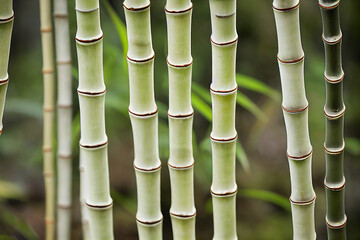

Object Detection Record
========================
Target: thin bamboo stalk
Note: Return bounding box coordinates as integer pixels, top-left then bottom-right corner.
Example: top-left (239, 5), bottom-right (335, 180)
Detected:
top-left (123, 0), bottom-right (162, 239)
top-left (0, 0), bottom-right (13, 135)
top-left (79, 151), bottom-right (91, 240)
top-left (54, 0), bottom-right (72, 238)
top-left (319, 0), bottom-right (347, 239)
top-left (273, 0), bottom-right (316, 239)
top-left (165, 0), bottom-right (196, 239)
top-left (75, 0), bottom-right (114, 239)
top-left (209, 0), bottom-right (238, 239)
top-left (39, 0), bottom-right (56, 238)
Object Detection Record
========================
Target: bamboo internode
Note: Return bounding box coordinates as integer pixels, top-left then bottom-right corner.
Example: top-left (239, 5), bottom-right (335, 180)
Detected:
top-left (124, 0), bottom-right (163, 238)
top-left (209, 0), bottom-right (238, 239)
top-left (54, 0), bottom-right (73, 238)
top-left (273, 0), bottom-right (316, 239)
top-left (75, 0), bottom-right (114, 239)
top-left (319, 0), bottom-right (347, 239)
top-left (0, 0), bottom-right (13, 135)
top-left (165, 0), bottom-right (196, 239)
top-left (39, 0), bottom-right (56, 238)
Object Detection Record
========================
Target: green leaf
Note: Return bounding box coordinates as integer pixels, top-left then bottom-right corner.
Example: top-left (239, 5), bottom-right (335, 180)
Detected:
top-left (238, 189), bottom-right (291, 212)
top-left (191, 93), bottom-right (212, 122)
top-left (102, 0), bottom-right (128, 61)
top-left (236, 140), bottom-right (250, 173)
top-left (0, 180), bottom-right (25, 200)
top-left (192, 82), bottom-right (211, 104)
top-left (110, 189), bottom-right (136, 215)
top-left (345, 137), bottom-right (360, 156)
top-left (236, 74), bottom-right (280, 101)
top-left (236, 92), bottom-right (266, 120)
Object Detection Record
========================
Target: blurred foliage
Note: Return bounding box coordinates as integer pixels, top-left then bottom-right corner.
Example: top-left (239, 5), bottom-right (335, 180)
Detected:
top-left (0, 0), bottom-right (359, 239)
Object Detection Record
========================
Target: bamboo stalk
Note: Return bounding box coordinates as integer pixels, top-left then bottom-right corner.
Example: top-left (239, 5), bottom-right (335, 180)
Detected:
top-left (79, 151), bottom-right (91, 240)
top-left (123, 0), bottom-right (163, 239)
top-left (272, 1), bottom-right (316, 239)
top-left (319, 0), bottom-right (347, 239)
top-left (209, 0), bottom-right (238, 239)
top-left (54, 0), bottom-right (72, 238)
top-left (75, 0), bottom-right (114, 239)
top-left (39, 0), bottom-right (56, 238)
top-left (165, 0), bottom-right (196, 239)
top-left (0, 0), bottom-right (13, 135)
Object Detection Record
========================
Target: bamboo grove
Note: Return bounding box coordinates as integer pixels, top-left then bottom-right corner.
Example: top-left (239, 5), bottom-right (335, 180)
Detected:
top-left (1, 0), bottom-right (353, 239)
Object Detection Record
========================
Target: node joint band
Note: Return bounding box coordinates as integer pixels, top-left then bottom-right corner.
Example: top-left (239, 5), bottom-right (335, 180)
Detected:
top-left (76, 34), bottom-right (103, 43)
top-left (211, 187), bottom-right (238, 197)
top-left (324, 179), bottom-right (345, 191)
top-left (210, 85), bottom-right (238, 94)
top-left (273, 2), bottom-right (300, 12)
top-left (80, 140), bottom-right (108, 149)
top-left (75, 7), bottom-right (99, 13)
top-left (168, 111), bottom-right (194, 118)
top-left (324, 143), bottom-right (345, 154)
top-left (134, 162), bottom-right (161, 172)
top-left (0, 12), bottom-right (14, 22)
top-left (123, 2), bottom-right (151, 11)
top-left (319, 1), bottom-right (340, 10)
top-left (322, 32), bottom-right (342, 45)
top-left (0, 78), bottom-right (9, 84)
top-left (170, 211), bottom-right (196, 218)
top-left (168, 161), bottom-right (194, 170)
top-left (324, 107), bottom-right (345, 119)
top-left (165, 3), bottom-right (193, 14)
top-left (287, 149), bottom-right (313, 160)
top-left (324, 72), bottom-right (344, 84)
top-left (167, 58), bottom-right (193, 68)
top-left (127, 53), bottom-right (155, 63)
top-left (277, 55), bottom-right (304, 64)
top-left (326, 215), bottom-right (347, 229)
top-left (77, 89), bottom-right (106, 96)
top-left (86, 201), bottom-right (113, 209)
top-left (210, 36), bottom-right (238, 46)
top-left (282, 104), bottom-right (308, 114)
top-left (210, 133), bottom-right (238, 142)
top-left (136, 216), bottom-right (163, 225)
top-left (128, 108), bottom-right (158, 117)
top-left (290, 195), bottom-right (316, 205)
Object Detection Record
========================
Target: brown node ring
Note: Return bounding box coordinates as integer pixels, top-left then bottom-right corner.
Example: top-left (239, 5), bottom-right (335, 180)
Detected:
top-left (86, 201), bottom-right (113, 209)
top-left (165, 3), bottom-right (193, 14)
top-left (40, 27), bottom-right (53, 33)
top-left (319, 1), bottom-right (340, 10)
top-left (324, 179), bottom-right (345, 191)
top-left (0, 12), bottom-right (14, 22)
top-left (127, 53), bottom-right (155, 63)
top-left (167, 58), bottom-right (193, 68)
top-left (323, 107), bottom-right (345, 119)
top-left (210, 84), bottom-right (238, 94)
top-left (168, 111), bottom-right (194, 118)
top-left (322, 32), bottom-right (342, 45)
top-left (80, 140), bottom-right (108, 149)
top-left (168, 161), bottom-right (194, 170)
top-left (326, 215), bottom-right (347, 230)
top-left (123, 2), bottom-right (151, 11)
top-left (128, 108), bottom-right (158, 117)
top-left (273, 1), bottom-right (300, 12)
top-left (0, 78), bottom-right (9, 84)
top-left (136, 217), bottom-right (163, 225)
top-left (324, 71), bottom-right (344, 84)
top-left (134, 162), bottom-right (162, 172)
top-left (211, 187), bottom-right (238, 197)
top-left (277, 55), bottom-right (304, 64)
top-left (290, 195), bottom-right (316, 205)
top-left (76, 34), bottom-right (103, 44)
top-left (210, 36), bottom-right (238, 46)
top-left (287, 149), bottom-right (313, 160)
top-left (77, 89), bottom-right (106, 96)
top-left (170, 211), bottom-right (196, 218)
top-left (210, 133), bottom-right (238, 142)
top-left (282, 104), bottom-right (308, 113)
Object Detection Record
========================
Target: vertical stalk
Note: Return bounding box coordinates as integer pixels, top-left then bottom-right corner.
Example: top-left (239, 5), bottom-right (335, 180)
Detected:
top-left (273, 0), bottom-right (316, 239)
top-left (319, 0), bottom-right (347, 239)
top-left (209, 0), bottom-right (238, 239)
top-left (39, 0), bottom-right (56, 239)
top-left (165, 0), bottom-right (196, 239)
top-left (123, 0), bottom-right (163, 239)
top-left (54, 0), bottom-right (72, 238)
top-left (79, 151), bottom-right (91, 240)
top-left (0, 0), bottom-right (13, 135)
top-left (75, 0), bottom-right (114, 239)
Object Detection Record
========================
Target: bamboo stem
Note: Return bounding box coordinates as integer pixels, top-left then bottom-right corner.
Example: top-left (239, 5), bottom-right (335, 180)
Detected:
top-left (273, 1), bottom-right (316, 239)
top-left (209, 0), bottom-right (238, 239)
top-left (124, 0), bottom-right (163, 238)
top-left (75, 0), bottom-right (114, 239)
top-left (319, 0), bottom-right (347, 239)
top-left (0, 0), bottom-right (13, 135)
top-left (39, 0), bottom-right (56, 238)
top-left (165, 1), bottom-right (196, 239)
top-left (54, 0), bottom-right (73, 238)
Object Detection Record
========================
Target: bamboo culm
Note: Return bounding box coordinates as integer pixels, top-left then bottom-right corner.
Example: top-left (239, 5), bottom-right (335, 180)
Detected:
top-left (165, 0), bottom-right (196, 239)
top-left (39, 0), bottom-right (56, 238)
top-left (124, 0), bottom-right (163, 239)
top-left (75, 0), bottom-right (114, 239)
top-left (209, 0), bottom-right (238, 239)
top-left (0, 0), bottom-right (13, 135)
top-left (319, 0), bottom-right (347, 239)
top-left (273, 0), bottom-right (316, 239)
top-left (54, 0), bottom-right (72, 238)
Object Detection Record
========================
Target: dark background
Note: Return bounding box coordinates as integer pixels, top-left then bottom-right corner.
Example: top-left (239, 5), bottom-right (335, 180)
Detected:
top-left (0, 0), bottom-right (359, 239)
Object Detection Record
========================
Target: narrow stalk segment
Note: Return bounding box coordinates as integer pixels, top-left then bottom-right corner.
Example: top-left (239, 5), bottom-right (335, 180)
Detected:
top-left (209, 0), bottom-right (238, 239)
top-left (165, 0), bottom-right (196, 239)
top-left (0, 0), bottom-right (13, 135)
top-left (273, 0), bottom-right (316, 239)
top-left (319, 0), bottom-right (347, 239)
top-left (124, 0), bottom-right (163, 238)
top-left (54, 0), bottom-right (73, 238)
top-left (39, 0), bottom-right (56, 238)
top-left (75, 0), bottom-right (114, 238)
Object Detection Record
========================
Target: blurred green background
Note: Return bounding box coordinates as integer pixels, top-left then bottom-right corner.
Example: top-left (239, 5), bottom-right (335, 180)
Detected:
top-left (0, 0), bottom-right (359, 239)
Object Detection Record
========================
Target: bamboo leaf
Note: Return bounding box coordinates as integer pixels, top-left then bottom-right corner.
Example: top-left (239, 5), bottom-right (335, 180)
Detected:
top-left (191, 93), bottom-right (212, 121)
top-left (236, 92), bottom-right (266, 120)
top-left (235, 140), bottom-right (250, 173)
top-left (345, 137), bottom-right (360, 156)
top-left (236, 74), bottom-right (280, 101)
top-left (238, 189), bottom-right (291, 212)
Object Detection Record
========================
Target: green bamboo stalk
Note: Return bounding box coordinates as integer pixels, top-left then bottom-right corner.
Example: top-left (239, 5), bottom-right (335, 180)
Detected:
top-left (79, 150), bottom-right (91, 240)
top-left (209, 0), bottom-right (238, 239)
top-left (75, 0), bottom-right (114, 239)
top-left (39, 0), bottom-right (56, 238)
top-left (165, 0), bottom-right (196, 239)
top-left (272, 0), bottom-right (316, 239)
top-left (0, 0), bottom-right (13, 135)
top-left (319, 0), bottom-right (347, 239)
top-left (54, 0), bottom-right (72, 238)
top-left (123, 0), bottom-right (163, 239)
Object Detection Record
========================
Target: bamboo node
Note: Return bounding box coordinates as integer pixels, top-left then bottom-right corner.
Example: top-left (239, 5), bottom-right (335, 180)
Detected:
top-left (277, 55), bottom-right (304, 64)
top-left (169, 211), bottom-right (196, 219)
top-left (215, 12), bottom-right (236, 18)
top-left (128, 108), bottom-right (158, 117)
top-left (326, 215), bottom-right (347, 229)
top-left (287, 149), bottom-right (312, 160)
top-left (0, 11), bottom-right (14, 22)
top-left (134, 162), bottom-right (162, 172)
top-left (322, 32), bottom-right (342, 45)
top-left (210, 84), bottom-right (238, 94)
top-left (42, 68), bottom-right (54, 74)
top-left (86, 200), bottom-right (113, 209)
top-left (123, 2), bottom-right (151, 11)
top-left (40, 27), bottom-right (53, 33)
top-left (324, 142), bottom-right (345, 154)
top-left (211, 186), bottom-right (238, 197)
top-left (58, 204), bottom-right (72, 209)
top-left (165, 3), bottom-right (193, 14)
top-left (323, 106), bottom-right (345, 119)
top-left (281, 104), bottom-right (308, 114)
top-left (45, 218), bottom-right (55, 224)
top-left (58, 104), bottom-right (73, 109)
top-left (324, 71), bottom-right (344, 84)
top-left (272, 1), bottom-right (300, 12)
top-left (210, 36), bottom-right (238, 46)
top-left (210, 133), bottom-right (238, 142)
top-left (79, 140), bottom-right (108, 149)
top-left (168, 161), bottom-right (194, 170)
top-left (324, 178), bottom-right (345, 191)
top-left (56, 60), bottom-right (72, 65)
top-left (75, 7), bottom-right (99, 13)
top-left (136, 216), bottom-right (163, 225)
top-left (43, 147), bottom-right (53, 153)
top-left (290, 195), bottom-right (316, 205)
top-left (0, 77), bottom-right (9, 85)
top-left (167, 58), bottom-right (193, 68)
top-left (77, 89), bottom-right (106, 96)
top-left (43, 107), bottom-right (55, 112)
top-left (168, 111), bottom-right (194, 118)
top-left (319, 0), bottom-right (340, 10)
top-left (127, 53), bottom-right (155, 63)
top-left (76, 33), bottom-right (103, 44)
top-left (54, 13), bottom-right (68, 18)
top-left (58, 154), bottom-right (72, 160)
top-left (43, 172), bottom-right (55, 177)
